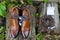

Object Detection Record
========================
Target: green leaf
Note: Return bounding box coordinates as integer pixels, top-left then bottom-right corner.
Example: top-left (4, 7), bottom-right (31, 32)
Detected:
top-left (0, 1), bottom-right (6, 18)
top-left (0, 1), bottom-right (6, 40)
top-left (35, 13), bottom-right (39, 18)
top-left (44, 0), bottom-right (48, 3)
top-left (36, 33), bottom-right (44, 40)
top-left (8, 3), bottom-right (15, 9)
top-left (0, 9), bottom-right (2, 15)
top-left (26, 0), bottom-right (32, 5)
top-left (0, 26), bottom-right (6, 33)
top-left (17, 4), bottom-right (22, 7)
top-left (0, 32), bottom-right (5, 40)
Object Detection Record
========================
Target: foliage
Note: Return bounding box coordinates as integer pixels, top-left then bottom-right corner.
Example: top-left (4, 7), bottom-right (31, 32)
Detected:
top-left (44, 0), bottom-right (48, 3)
top-left (0, 32), bottom-right (5, 40)
top-left (0, 0), bottom-right (6, 40)
top-left (35, 13), bottom-right (39, 18)
top-left (0, 26), bottom-right (6, 40)
top-left (36, 33), bottom-right (44, 40)
top-left (8, 0), bottom-right (33, 9)
top-left (8, 0), bottom-right (23, 9)
top-left (25, 0), bottom-right (32, 5)
top-left (0, 26), bottom-right (6, 33)
top-left (0, 1), bottom-right (6, 18)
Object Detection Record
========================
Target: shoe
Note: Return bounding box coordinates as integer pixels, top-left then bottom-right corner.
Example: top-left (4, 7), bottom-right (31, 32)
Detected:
top-left (10, 7), bottom-right (19, 38)
top-left (21, 7), bottom-right (30, 38)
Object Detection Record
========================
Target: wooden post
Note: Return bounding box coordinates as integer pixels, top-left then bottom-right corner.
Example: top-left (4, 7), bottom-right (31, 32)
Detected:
top-left (39, 2), bottom-right (60, 34)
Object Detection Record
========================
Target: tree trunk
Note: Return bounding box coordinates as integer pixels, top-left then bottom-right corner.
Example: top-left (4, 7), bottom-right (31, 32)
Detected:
top-left (6, 5), bottom-right (36, 40)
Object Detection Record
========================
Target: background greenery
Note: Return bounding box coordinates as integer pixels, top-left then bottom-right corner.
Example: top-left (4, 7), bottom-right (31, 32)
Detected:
top-left (0, 0), bottom-right (6, 40)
